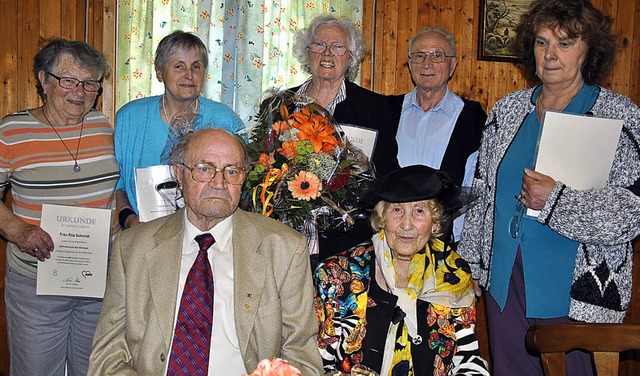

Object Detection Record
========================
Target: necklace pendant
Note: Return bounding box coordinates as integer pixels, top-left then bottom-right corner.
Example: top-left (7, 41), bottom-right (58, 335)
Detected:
top-left (73, 164), bottom-right (81, 173)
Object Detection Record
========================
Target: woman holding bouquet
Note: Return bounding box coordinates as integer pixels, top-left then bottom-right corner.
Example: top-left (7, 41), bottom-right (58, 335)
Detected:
top-left (314, 165), bottom-right (489, 376)
top-left (287, 15), bottom-right (400, 257)
top-left (290, 15), bottom-right (399, 177)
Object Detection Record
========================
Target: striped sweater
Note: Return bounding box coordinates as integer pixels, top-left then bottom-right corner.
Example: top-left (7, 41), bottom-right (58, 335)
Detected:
top-left (0, 109), bottom-right (120, 279)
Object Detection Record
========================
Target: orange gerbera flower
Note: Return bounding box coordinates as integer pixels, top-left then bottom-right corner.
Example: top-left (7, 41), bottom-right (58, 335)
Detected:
top-left (291, 111), bottom-right (340, 154)
top-left (278, 141), bottom-right (298, 159)
top-left (288, 171), bottom-right (321, 201)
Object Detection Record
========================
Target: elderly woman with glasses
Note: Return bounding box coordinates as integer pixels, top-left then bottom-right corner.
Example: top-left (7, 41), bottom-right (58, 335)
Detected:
top-left (314, 165), bottom-right (489, 376)
top-left (0, 39), bottom-right (119, 376)
top-left (457, 0), bottom-right (640, 374)
top-left (286, 14), bottom-right (400, 258)
top-left (114, 30), bottom-right (245, 230)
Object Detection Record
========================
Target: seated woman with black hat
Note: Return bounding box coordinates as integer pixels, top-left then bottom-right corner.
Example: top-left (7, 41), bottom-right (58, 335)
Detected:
top-left (314, 165), bottom-right (489, 376)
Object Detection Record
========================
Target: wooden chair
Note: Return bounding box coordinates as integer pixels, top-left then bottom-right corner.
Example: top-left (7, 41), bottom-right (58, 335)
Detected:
top-left (526, 323), bottom-right (640, 376)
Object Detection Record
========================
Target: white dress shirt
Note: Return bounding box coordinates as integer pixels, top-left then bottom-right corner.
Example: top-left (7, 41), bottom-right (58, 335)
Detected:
top-left (396, 88), bottom-right (477, 241)
top-left (165, 211), bottom-right (247, 375)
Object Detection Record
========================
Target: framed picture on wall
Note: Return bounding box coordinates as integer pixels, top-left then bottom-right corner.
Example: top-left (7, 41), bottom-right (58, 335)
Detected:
top-left (478, 0), bottom-right (534, 62)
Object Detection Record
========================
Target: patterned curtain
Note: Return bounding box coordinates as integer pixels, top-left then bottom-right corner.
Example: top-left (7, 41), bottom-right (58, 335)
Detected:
top-left (116, 0), bottom-right (364, 127)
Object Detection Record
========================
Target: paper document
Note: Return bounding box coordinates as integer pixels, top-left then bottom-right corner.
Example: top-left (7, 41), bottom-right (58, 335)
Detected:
top-left (340, 124), bottom-right (378, 161)
top-left (136, 165), bottom-right (180, 222)
top-left (528, 110), bottom-right (623, 216)
top-left (37, 204), bottom-right (113, 298)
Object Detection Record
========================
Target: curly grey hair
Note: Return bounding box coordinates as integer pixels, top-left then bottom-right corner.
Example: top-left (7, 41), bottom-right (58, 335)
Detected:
top-left (292, 14), bottom-right (367, 81)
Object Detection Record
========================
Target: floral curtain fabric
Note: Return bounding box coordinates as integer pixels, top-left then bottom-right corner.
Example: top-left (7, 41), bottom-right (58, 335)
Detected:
top-left (116, 0), bottom-right (364, 127)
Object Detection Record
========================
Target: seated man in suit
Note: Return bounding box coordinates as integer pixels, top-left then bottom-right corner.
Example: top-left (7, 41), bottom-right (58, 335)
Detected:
top-left (88, 128), bottom-right (323, 375)
top-left (388, 27), bottom-right (488, 246)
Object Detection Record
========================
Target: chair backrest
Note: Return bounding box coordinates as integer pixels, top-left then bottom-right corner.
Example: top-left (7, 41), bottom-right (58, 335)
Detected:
top-left (526, 323), bottom-right (640, 376)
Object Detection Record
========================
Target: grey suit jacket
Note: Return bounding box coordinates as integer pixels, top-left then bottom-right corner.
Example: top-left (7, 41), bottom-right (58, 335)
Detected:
top-left (88, 208), bottom-right (323, 375)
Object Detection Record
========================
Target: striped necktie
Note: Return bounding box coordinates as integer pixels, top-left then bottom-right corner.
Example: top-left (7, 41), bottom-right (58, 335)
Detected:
top-left (167, 233), bottom-right (215, 375)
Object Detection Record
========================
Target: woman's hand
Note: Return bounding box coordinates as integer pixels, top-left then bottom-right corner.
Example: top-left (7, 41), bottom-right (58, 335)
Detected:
top-left (10, 222), bottom-right (54, 262)
top-left (521, 168), bottom-right (555, 210)
top-left (473, 279), bottom-right (482, 297)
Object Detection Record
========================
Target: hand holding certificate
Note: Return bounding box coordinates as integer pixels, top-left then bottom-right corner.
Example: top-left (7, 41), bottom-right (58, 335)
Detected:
top-left (529, 111), bottom-right (623, 216)
top-left (36, 204), bottom-right (113, 298)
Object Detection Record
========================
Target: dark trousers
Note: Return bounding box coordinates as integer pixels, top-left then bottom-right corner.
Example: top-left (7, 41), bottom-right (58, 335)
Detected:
top-left (486, 249), bottom-right (594, 376)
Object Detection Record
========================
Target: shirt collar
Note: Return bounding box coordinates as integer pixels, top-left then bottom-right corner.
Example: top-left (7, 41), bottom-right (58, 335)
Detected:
top-left (297, 77), bottom-right (346, 115)
top-left (406, 86), bottom-right (458, 117)
top-left (183, 210), bottom-right (234, 252)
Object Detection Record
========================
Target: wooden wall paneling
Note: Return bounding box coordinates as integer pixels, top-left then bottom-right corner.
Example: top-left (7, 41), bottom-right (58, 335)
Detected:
top-left (611, 0), bottom-right (636, 96)
top-left (97, 0), bottom-right (117, 123)
top-left (0, 0), bottom-right (19, 118)
top-left (633, 0), bottom-right (640, 103)
top-left (40, 0), bottom-right (62, 39)
top-left (371, 0), bottom-right (386, 92)
top-left (18, 0), bottom-right (42, 110)
top-left (382, 0), bottom-right (400, 95)
top-left (361, 0), bottom-right (373, 90)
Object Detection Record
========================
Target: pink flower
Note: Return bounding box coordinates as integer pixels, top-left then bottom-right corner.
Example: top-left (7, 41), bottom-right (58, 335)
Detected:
top-left (244, 358), bottom-right (301, 376)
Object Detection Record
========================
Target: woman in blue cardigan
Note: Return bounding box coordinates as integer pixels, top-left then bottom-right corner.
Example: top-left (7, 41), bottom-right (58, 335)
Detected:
top-left (115, 30), bottom-right (245, 229)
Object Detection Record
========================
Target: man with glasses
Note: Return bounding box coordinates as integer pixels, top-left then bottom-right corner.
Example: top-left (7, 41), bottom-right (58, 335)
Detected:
top-left (389, 27), bottom-right (487, 247)
top-left (89, 129), bottom-right (323, 375)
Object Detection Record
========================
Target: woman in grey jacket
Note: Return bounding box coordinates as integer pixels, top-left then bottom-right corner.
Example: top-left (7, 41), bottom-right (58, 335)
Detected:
top-left (457, 0), bottom-right (640, 375)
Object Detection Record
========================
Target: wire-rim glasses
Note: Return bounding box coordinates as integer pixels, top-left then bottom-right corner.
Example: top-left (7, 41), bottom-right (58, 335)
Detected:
top-left (408, 51), bottom-right (455, 64)
top-left (46, 72), bottom-right (102, 92)
top-left (307, 42), bottom-right (350, 56)
top-left (508, 195), bottom-right (525, 238)
top-left (180, 163), bottom-right (246, 185)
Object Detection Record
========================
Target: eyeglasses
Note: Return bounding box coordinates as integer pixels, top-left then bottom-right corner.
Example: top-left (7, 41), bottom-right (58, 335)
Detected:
top-left (46, 72), bottom-right (102, 92)
top-left (508, 195), bottom-right (525, 238)
top-left (408, 51), bottom-right (455, 64)
top-left (180, 163), bottom-right (246, 185)
top-left (307, 42), bottom-right (350, 56)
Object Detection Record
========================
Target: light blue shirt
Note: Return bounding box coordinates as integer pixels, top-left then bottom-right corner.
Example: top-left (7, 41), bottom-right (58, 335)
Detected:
top-left (396, 88), bottom-right (475, 241)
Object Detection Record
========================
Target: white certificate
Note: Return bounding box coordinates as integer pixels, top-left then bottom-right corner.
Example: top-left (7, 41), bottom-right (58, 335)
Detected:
top-left (36, 204), bottom-right (113, 298)
top-left (135, 165), bottom-right (180, 222)
top-left (528, 110), bottom-right (623, 216)
top-left (340, 124), bottom-right (378, 161)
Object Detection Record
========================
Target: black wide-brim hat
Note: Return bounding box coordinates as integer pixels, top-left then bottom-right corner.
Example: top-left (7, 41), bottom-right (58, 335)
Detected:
top-left (361, 164), bottom-right (461, 211)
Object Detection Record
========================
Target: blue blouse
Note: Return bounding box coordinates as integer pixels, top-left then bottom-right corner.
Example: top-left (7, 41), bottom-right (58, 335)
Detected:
top-left (489, 84), bottom-right (600, 318)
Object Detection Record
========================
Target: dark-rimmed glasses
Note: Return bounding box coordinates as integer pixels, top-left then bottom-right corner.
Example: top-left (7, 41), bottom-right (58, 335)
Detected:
top-left (508, 195), bottom-right (525, 238)
top-left (307, 42), bottom-right (349, 56)
top-left (408, 51), bottom-right (455, 64)
top-left (180, 163), bottom-right (246, 185)
top-left (46, 72), bottom-right (102, 92)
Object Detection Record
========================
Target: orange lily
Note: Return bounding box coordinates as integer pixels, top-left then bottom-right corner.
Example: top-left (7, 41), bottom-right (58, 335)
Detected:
top-left (292, 111), bottom-right (341, 154)
top-left (278, 141), bottom-right (299, 159)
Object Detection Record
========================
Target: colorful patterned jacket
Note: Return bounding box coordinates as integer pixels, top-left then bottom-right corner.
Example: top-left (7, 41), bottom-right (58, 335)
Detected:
top-left (314, 241), bottom-right (489, 376)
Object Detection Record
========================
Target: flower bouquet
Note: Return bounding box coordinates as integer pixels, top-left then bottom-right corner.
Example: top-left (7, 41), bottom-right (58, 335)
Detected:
top-left (243, 358), bottom-right (301, 376)
top-left (244, 90), bottom-right (373, 251)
